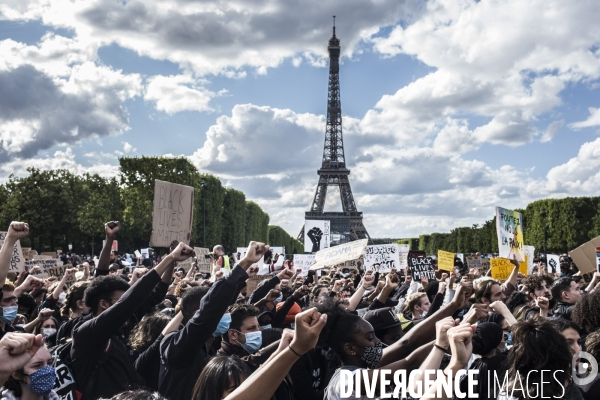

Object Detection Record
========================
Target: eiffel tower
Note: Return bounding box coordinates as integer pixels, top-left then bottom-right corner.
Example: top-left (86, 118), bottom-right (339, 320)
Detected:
top-left (299, 17), bottom-right (371, 247)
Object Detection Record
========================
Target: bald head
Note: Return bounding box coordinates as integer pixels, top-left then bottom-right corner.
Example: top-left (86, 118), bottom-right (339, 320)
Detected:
top-left (213, 245), bottom-right (224, 255)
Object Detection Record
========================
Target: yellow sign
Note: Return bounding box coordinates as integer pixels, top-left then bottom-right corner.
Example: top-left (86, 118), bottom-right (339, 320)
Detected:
top-left (490, 258), bottom-right (514, 281)
top-left (438, 250), bottom-right (455, 271)
top-left (519, 256), bottom-right (528, 276)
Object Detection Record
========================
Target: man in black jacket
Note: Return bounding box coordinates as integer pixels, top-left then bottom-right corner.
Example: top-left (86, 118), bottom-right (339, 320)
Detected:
top-left (552, 277), bottom-right (583, 320)
top-left (70, 222), bottom-right (189, 399)
top-left (158, 241), bottom-right (270, 400)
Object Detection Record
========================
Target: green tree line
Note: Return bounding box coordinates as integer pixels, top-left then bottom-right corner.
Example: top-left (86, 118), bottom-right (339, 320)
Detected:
top-left (0, 156), bottom-right (301, 255)
top-left (399, 197), bottom-right (600, 256)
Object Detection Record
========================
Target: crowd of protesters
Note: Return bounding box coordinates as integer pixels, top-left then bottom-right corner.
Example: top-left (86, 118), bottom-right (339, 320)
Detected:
top-left (1, 220), bottom-right (600, 399)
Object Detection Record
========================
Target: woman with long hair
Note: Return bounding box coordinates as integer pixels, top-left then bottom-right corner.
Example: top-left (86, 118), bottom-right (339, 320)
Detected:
top-left (191, 356), bottom-right (251, 400)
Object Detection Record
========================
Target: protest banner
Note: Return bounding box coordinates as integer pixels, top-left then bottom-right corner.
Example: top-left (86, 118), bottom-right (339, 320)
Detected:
top-left (134, 250), bottom-right (142, 259)
top-left (437, 250), bottom-right (455, 272)
top-left (293, 254), bottom-right (316, 276)
top-left (569, 246), bottom-right (594, 274)
top-left (397, 244), bottom-right (410, 269)
top-left (245, 275), bottom-right (270, 296)
top-left (310, 239), bottom-right (368, 271)
top-left (33, 255), bottom-right (52, 261)
top-left (0, 232), bottom-right (26, 273)
top-left (150, 179), bottom-right (194, 247)
top-left (524, 245), bottom-right (535, 274)
top-left (194, 247), bottom-right (212, 273)
top-left (547, 254), bottom-right (560, 274)
top-left (304, 220), bottom-right (330, 253)
top-left (141, 248), bottom-right (151, 259)
top-left (466, 256), bottom-right (482, 269)
top-left (495, 207), bottom-right (525, 262)
top-left (102, 240), bottom-right (118, 252)
top-left (46, 265), bottom-right (76, 287)
top-left (364, 244), bottom-right (401, 272)
top-left (25, 259), bottom-right (61, 279)
top-left (491, 258), bottom-right (514, 281)
top-left (408, 251), bottom-right (436, 281)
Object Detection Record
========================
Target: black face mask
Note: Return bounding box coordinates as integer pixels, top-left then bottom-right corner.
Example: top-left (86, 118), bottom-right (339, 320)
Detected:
top-left (355, 342), bottom-right (383, 369)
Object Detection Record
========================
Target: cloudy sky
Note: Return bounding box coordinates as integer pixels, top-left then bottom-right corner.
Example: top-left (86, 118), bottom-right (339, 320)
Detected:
top-left (1, 0), bottom-right (600, 239)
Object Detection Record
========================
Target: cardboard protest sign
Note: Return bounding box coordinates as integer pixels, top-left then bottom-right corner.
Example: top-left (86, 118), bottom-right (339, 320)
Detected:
top-left (334, 258), bottom-right (363, 271)
top-left (547, 254), bottom-right (560, 274)
top-left (491, 258), bottom-right (514, 281)
top-left (41, 252), bottom-right (56, 258)
top-left (150, 179), bottom-right (194, 247)
top-left (437, 250), bottom-right (455, 272)
top-left (46, 265), bottom-right (76, 287)
top-left (364, 244), bottom-right (401, 272)
top-left (134, 250), bottom-right (142, 258)
top-left (25, 259), bottom-right (61, 278)
top-left (33, 255), bottom-right (52, 261)
top-left (466, 256), bottom-right (482, 269)
top-left (524, 245), bottom-right (535, 274)
top-left (0, 232), bottom-right (26, 273)
top-left (496, 207), bottom-right (525, 262)
top-left (397, 244), bottom-right (410, 269)
top-left (304, 220), bottom-right (330, 253)
top-left (480, 258), bottom-right (491, 270)
top-left (310, 239), bottom-right (368, 271)
top-left (294, 254), bottom-right (316, 276)
top-left (245, 275), bottom-right (270, 296)
top-left (569, 245), bottom-right (595, 274)
top-left (408, 251), bottom-right (436, 281)
top-left (194, 247), bottom-right (212, 273)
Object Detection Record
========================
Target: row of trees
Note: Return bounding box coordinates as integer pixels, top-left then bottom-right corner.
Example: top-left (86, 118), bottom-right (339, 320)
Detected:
top-left (399, 197), bottom-right (600, 256)
top-left (0, 157), bottom-right (302, 255)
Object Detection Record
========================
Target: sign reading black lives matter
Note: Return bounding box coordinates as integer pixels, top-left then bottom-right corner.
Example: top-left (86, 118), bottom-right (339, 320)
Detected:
top-left (408, 251), bottom-right (436, 281)
top-left (150, 180), bottom-right (194, 248)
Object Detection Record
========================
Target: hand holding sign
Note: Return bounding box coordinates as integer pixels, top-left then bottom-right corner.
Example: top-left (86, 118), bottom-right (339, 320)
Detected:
top-left (7, 222), bottom-right (29, 241)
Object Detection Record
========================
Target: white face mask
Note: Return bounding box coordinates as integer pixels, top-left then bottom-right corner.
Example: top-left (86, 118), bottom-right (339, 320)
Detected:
top-left (42, 328), bottom-right (57, 337)
top-left (58, 292), bottom-right (67, 304)
top-left (290, 323), bottom-right (296, 330)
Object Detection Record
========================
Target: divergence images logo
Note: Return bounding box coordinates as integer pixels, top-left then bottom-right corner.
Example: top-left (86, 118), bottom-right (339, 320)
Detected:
top-left (573, 351), bottom-right (598, 386)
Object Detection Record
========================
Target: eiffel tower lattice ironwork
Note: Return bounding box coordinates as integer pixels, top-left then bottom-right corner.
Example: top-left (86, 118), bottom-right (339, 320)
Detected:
top-left (299, 17), bottom-right (371, 246)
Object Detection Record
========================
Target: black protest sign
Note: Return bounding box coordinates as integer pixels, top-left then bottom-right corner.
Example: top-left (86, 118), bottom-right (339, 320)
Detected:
top-left (408, 251), bottom-right (436, 281)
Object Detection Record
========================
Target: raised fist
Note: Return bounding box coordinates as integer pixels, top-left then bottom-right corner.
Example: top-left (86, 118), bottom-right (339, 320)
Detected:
top-left (105, 221), bottom-right (120, 238)
top-left (7, 222), bottom-right (29, 241)
top-left (307, 227), bottom-right (323, 252)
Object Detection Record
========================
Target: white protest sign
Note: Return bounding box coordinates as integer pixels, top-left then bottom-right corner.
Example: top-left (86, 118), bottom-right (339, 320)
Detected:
top-left (134, 250), bottom-right (142, 258)
top-left (397, 244), bottom-right (410, 270)
top-left (495, 207), bottom-right (525, 262)
top-left (364, 244), bottom-right (401, 272)
top-left (524, 245), bottom-right (535, 274)
top-left (547, 254), bottom-right (560, 274)
top-left (258, 246), bottom-right (285, 275)
top-left (0, 232), bottom-right (25, 273)
top-left (304, 220), bottom-right (330, 253)
top-left (150, 179), bottom-right (194, 247)
top-left (293, 254), bottom-right (316, 276)
top-left (310, 239), bottom-right (368, 270)
top-left (141, 248), bottom-right (150, 258)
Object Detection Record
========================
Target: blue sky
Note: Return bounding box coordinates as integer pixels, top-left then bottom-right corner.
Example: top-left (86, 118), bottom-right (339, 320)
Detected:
top-left (1, 0), bottom-right (600, 239)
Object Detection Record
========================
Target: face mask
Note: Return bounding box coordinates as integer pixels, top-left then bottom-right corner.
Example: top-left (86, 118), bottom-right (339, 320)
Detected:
top-left (359, 342), bottom-right (383, 369)
top-left (238, 330), bottom-right (262, 354)
top-left (26, 365), bottom-right (56, 396)
top-left (290, 323), bottom-right (295, 330)
top-left (0, 305), bottom-right (18, 324)
top-left (505, 332), bottom-right (512, 346)
top-left (42, 328), bottom-right (57, 337)
top-left (275, 294), bottom-right (283, 304)
top-left (260, 324), bottom-right (272, 330)
top-left (213, 313), bottom-right (232, 337)
top-left (421, 311), bottom-right (427, 318)
top-left (58, 292), bottom-right (67, 304)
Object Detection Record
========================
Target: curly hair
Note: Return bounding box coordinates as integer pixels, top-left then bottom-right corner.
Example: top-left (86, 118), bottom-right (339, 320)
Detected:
top-left (572, 291), bottom-right (600, 335)
top-left (522, 274), bottom-right (554, 297)
top-left (83, 275), bottom-right (130, 315)
top-left (316, 298), bottom-right (362, 357)
top-left (585, 329), bottom-right (600, 360)
top-left (61, 281), bottom-right (90, 319)
top-left (502, 317), bottom-right (571, 399)
top-left (505, 291), bottom-right (530, 313)
top-left (128, 312), bottom-right (171, 353)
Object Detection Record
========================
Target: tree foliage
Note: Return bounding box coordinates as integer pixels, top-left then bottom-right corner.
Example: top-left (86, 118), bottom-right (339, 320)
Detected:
top-left (0, 158), bottom-right (294, 254)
